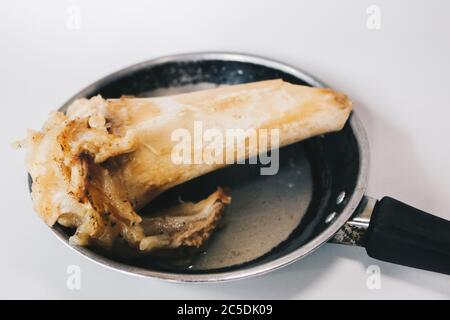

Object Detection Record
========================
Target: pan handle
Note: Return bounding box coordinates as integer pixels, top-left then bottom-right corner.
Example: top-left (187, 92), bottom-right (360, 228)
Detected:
top-left (363, 197), bottom-right (450, 275)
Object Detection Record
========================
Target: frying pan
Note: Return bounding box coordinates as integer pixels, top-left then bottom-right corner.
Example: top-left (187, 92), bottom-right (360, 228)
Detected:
top-left (32, 52), bottom-right (450, 282)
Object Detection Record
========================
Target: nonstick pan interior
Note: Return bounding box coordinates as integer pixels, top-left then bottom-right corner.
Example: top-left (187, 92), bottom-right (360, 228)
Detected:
top-left (44, 54), bottom-right (363, 280)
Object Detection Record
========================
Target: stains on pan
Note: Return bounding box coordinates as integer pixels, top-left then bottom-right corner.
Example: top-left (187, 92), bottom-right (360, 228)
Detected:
top-left (31, 53), bottom-right (369, 282)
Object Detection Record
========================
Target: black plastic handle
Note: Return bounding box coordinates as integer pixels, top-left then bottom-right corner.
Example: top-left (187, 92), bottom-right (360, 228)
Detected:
top-left (364, 197), bottom-right (450, 275)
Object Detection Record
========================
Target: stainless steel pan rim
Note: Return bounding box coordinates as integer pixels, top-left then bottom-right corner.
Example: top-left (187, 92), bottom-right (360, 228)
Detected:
top-left (51, 52), bottom-right (370, 283)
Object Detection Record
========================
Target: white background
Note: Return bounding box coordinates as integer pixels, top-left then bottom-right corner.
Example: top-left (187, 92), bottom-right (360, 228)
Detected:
top-left (1, 0), bottom-right (450, 299)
